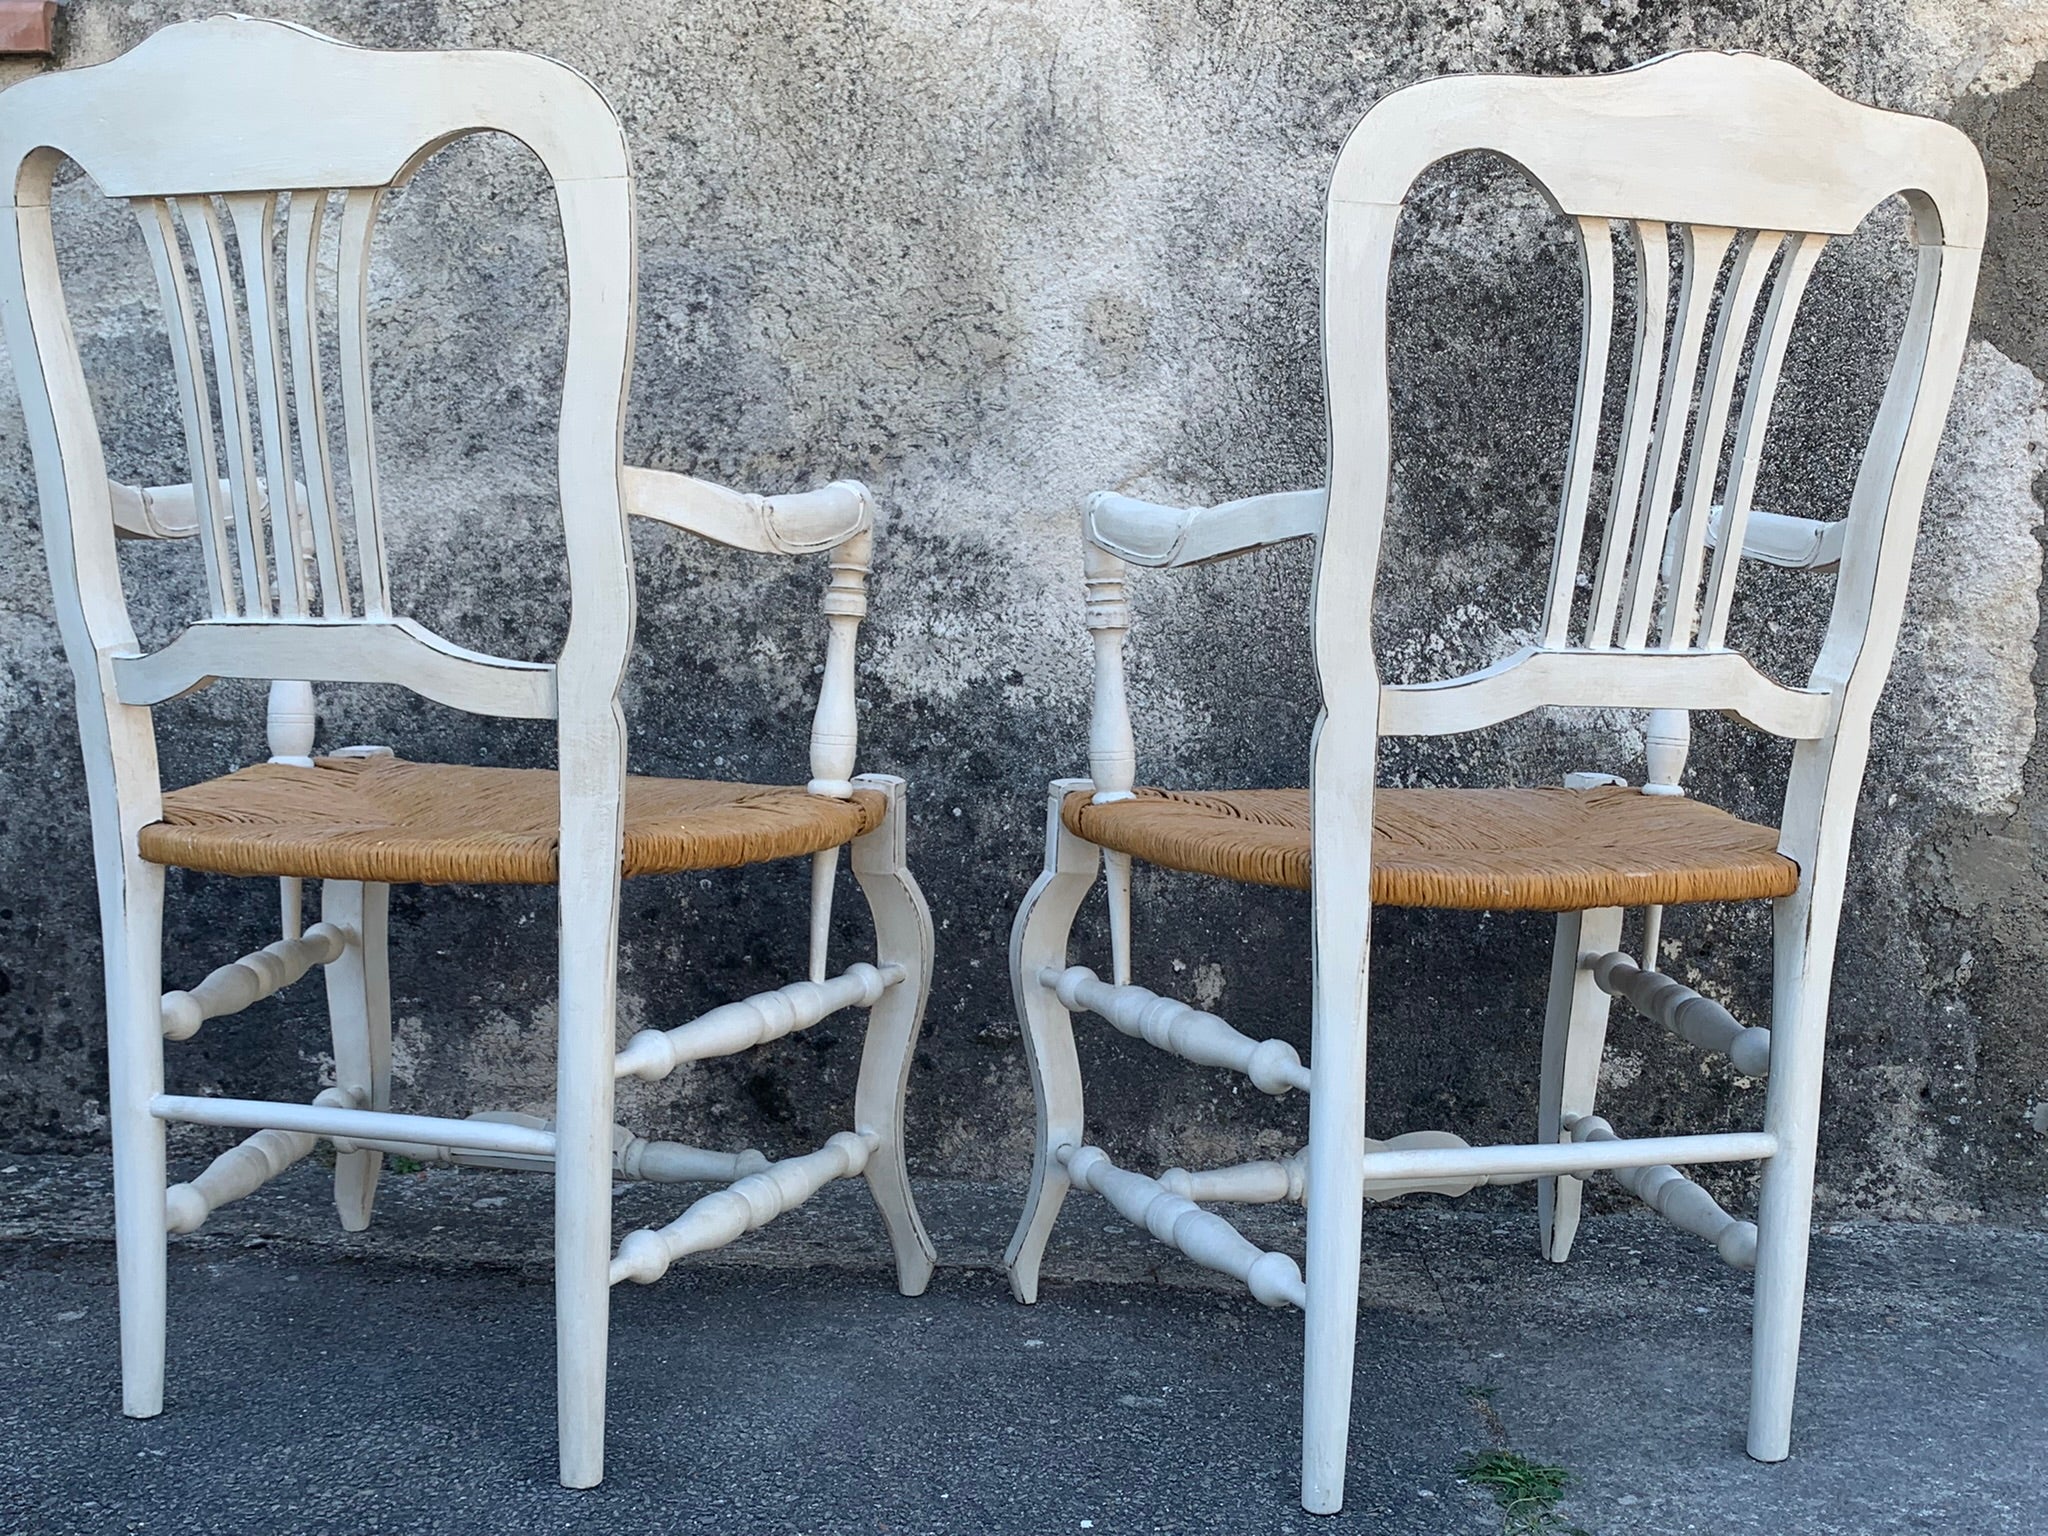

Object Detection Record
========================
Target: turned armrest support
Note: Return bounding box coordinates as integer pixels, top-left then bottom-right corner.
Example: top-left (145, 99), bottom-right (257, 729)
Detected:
top-left (621, 466), bottom-right (872, 556)
top-left (622, 467), bottom-right (876, 796)
top-left (1085, 487), bottom-right (1324, 568)
top-left (1084, 541), bottom-right (1136, 801)
top-left (807, 527), bottom-right (872, 797)
top-left (1078, 487), bottom-right (1322, 803)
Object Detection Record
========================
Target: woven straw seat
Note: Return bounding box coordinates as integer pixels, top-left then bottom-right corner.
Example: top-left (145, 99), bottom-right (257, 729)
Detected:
top-left (139, 755), bottom-right (886, 885)
top-left (1061, 784), bottom-right (1799, 911)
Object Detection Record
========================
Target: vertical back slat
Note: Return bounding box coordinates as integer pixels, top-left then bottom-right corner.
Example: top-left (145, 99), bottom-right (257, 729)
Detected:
top-left (134, 197), bottom-right (234, 616)
top-left (1617, 224), bottom-right (1736, 649)
top-left (284, 190), bottom-right (348, 617)
top-left (335, 187), bottom-right (389, 618)
top-left (1656, 230), bottom-right (1778, 649)
top-left (1701, 232), bottom-right (1828, 647)
top-left (1585, 220), bottom-right (1669, 647)
top-left (179, 195), bottom-right (269, 614)
top-left (1540, 215), bottom-right (1615, 647)
top-left (226, 191), bottom-right (310, 618)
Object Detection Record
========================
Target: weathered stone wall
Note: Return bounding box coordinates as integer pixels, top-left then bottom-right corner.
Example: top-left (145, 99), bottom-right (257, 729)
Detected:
top-left (2, 1), bottom-right (2046, 1225)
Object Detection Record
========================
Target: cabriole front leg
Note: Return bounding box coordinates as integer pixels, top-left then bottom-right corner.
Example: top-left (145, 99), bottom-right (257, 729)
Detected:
top-left (849, 773), bottom-right (938, 1297)
top-left (321, 879), bottom-right (391, 1233)
top-left (1003, 777), bottom-right (1100, 1304)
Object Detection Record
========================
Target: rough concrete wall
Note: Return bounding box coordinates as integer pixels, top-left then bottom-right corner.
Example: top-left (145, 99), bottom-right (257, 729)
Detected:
top-left (3, 0), bottom-right (2047, 1225)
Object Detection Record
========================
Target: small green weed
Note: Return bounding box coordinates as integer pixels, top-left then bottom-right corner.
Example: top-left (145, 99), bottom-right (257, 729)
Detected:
top-left (1457, 1449), bottom-right (1589, 1536)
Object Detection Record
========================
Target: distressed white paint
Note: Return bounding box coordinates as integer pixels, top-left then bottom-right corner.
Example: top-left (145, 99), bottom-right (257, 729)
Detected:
top-left (151, 1093), bottom-right (563, 1155)
top-left (807, 524), bottom-right (874, 796)
top-left (1082, 542), bottom-right (1136, 983)
top-left (321, 878), bottom-right (390, 1231)
top-left (1002, 778), bottom-right (1099, 1307)
top-left (1003, 52), bottom-right (1987, 1516)
top-left (1160, 1129), bottom-right (1531, 1204)
top-left (336, 1109), bottom-right (770, 1182)
top-left (845, 774), bottom-right (942, 1297)
top-left (164, 1086), bottom-right (360, 1233)
top-left (1085, 487), bottom-right (1324, 567)
top-left (622, 470), bottom-right (871, 555)
top-left (1043, 965), bottom-right (1310, 1094)
top-left (1538, 906), bottom-right (1623, 1263)
top-left (0, 16), bottom-right (934, 1494)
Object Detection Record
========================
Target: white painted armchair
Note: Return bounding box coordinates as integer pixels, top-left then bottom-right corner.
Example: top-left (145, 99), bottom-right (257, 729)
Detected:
top-left (1004, 53), bottom-right (1983, 1515)
top-left (1, 17), bottom-right (932, 1491)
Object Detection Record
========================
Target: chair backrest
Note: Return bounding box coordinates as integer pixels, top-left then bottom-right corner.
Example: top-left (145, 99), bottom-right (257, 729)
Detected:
top-left (1312, 52), bottom-right (1982, 788)
top-left (1319, 52), bottom-right (1983, 752)
top-left (0, 16), bottom-right (637, 730)
top-left (1306, 52), bottom-right (1985, 1005)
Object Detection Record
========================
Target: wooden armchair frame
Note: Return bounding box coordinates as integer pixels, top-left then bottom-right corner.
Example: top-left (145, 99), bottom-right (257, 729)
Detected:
top-left (1004, 52), bottom-right (1984, 1514)
top-left (1, 17), bottom-right (933, 1489)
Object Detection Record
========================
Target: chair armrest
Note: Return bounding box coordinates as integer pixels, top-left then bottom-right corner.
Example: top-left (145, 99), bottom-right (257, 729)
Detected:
top-left (622, 467), bottom-right (876, 795)
top-left (1086, 487), bottom-right (1324, 568)
top-left (108, 479), bottom-right (202, 540)
top-left (622, 466), bottom-right (872, 555)
top-left (1704, 504), bottom-right (1844, 572)
top-left (107, 478), bottom-right (321, 566)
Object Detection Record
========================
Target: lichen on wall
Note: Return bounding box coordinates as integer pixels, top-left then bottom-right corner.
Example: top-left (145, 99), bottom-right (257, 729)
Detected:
top-left (1900, 341), bottom-right (2046, 820)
